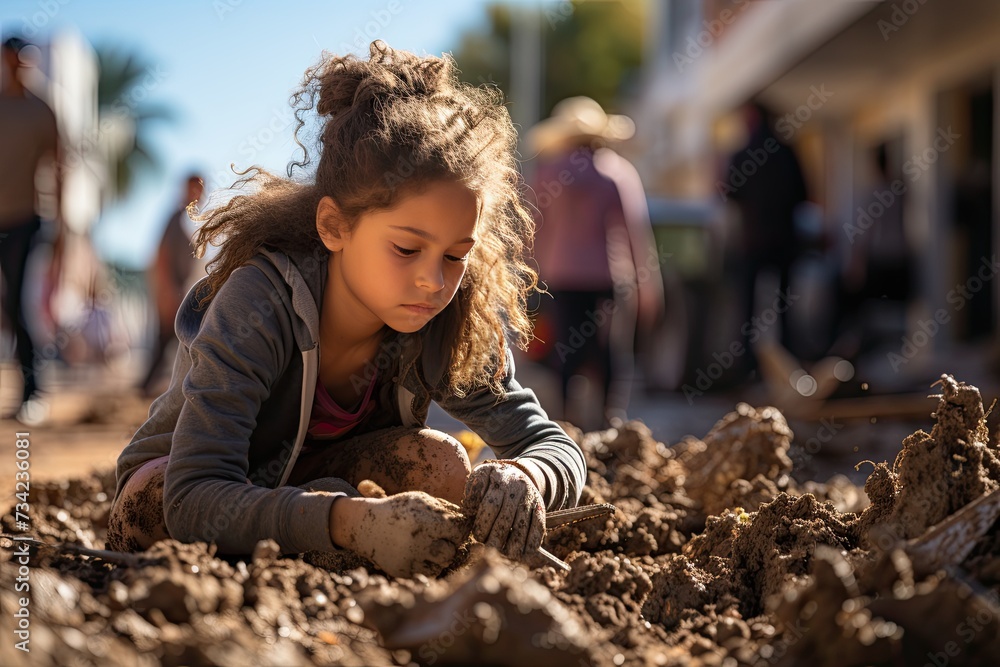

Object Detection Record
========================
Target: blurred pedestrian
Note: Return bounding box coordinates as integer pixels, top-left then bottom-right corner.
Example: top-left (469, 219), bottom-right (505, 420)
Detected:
top-left (0, 36), bottom-right (61, 422)
top-left (138, 174), bottom-right (203, 396)
top-left (833, 143), bottom-right (915, 359)
top-left (953, 155), bottom-right (992, 340)
top-left (721, 101), bottom-right (808, 375)
top-left (527, 96), bottom-right (663, 429)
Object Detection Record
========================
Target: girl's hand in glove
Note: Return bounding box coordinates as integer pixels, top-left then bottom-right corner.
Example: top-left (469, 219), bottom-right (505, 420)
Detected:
top-left (462, 460), bottom-right (546, 561)
top-left (332, 481), bottom-right (469, 578)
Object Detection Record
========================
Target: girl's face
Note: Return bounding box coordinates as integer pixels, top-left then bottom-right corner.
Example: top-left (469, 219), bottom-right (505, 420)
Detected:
top-left (319, 179), bottom-right (480, 334)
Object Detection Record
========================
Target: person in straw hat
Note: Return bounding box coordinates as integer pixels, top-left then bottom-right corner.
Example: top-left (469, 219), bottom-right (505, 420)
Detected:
top-left (526, 96), bottom-right (663, 430)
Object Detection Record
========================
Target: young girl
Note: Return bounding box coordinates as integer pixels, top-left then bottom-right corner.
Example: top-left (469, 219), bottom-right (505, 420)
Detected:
top-left (106, 41), bottom-right (586, 578)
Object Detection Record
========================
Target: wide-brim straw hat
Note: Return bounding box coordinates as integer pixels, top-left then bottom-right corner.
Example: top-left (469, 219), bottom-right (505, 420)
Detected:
top-left (526, 96), bottom-right (635, 156)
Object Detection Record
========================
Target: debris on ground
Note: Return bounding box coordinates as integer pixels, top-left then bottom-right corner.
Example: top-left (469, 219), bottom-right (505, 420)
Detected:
top-left (3, 374), bottom-right (1000, 666)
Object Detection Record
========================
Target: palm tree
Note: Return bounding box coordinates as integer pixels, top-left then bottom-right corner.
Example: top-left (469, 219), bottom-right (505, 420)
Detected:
top-left (93, 45), bottom-right (175, 201)
top-left (451, 0), bottom-right (645, 118)
top-left (58, 45), bottom-right (177, 371)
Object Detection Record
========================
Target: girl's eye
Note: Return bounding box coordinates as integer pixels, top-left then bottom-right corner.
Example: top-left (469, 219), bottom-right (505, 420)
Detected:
top-left (392, 243), bottom-right (417, 256)
top-left (394, 243), bottom-right (467, 263)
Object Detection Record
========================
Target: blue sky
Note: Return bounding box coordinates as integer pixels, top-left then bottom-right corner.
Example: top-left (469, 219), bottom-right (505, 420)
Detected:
top-left (2, 0), bottom-right (529, 269)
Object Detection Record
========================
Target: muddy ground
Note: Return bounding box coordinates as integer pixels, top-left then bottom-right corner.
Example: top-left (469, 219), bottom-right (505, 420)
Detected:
top-left (2, 374), bottom-right (1000, 666)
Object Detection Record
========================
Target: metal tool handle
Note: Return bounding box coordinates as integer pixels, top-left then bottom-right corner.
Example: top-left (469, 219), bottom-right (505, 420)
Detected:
top-left (536, 546), bottom-right (571, 571)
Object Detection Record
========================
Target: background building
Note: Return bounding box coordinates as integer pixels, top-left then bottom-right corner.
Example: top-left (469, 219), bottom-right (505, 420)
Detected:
top-left (633, 0), bottom-right (1000, 391)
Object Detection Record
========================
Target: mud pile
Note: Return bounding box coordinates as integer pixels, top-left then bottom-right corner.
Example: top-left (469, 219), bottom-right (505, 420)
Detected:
top-left (3, 374), bottom-right (1000, 666)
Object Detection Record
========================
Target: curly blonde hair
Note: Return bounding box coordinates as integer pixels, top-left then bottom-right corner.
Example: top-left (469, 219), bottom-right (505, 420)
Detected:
top-left (193, 41), bottom-right (537, 396)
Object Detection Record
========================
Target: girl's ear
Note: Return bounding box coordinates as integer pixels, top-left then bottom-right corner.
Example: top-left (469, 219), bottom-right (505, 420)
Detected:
top-left (316, 196), bottom-right (347, 252)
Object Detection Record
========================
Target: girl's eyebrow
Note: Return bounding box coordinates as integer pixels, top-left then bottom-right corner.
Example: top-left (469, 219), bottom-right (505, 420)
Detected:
top-left (388, 225), bottom-right (476, 244)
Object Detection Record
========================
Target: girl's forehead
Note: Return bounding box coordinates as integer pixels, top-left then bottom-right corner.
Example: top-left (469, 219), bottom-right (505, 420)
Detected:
top-left (372, 180), bottom-right (480, 239)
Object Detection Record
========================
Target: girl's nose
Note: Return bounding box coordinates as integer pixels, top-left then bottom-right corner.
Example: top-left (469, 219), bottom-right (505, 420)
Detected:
top-left (416, 260), bottom-right (445, 292)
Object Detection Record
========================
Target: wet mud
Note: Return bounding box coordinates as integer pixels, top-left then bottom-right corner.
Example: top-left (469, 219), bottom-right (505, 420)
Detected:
top-left (3, 374), bottom-right (1000, 666)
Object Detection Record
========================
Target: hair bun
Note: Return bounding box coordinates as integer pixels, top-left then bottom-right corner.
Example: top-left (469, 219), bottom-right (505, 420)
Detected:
top-left (313, 40), bottom-right (453, 119)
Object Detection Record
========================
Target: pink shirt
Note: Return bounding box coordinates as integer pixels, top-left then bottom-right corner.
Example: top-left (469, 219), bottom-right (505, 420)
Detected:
top-left (305, 371), bottom-right (378, 442)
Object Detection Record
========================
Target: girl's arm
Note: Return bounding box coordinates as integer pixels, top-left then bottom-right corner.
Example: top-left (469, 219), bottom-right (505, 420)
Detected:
top-left (161, 265), bottom-right (347, 555)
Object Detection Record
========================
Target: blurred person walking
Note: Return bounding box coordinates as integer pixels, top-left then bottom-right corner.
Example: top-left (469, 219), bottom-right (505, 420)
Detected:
top-left (833, 143), bottom-right (915, 360)
top-left (721, 102), bottom-right (809, 377)
top-left (527, 97), bottom-right (663, 429)
top-left (953, 155), bottom-right (993, 341)
top-left (138, 174), bottom-right (203, 397)
top-left (0, 36), bottom-right (61, 422)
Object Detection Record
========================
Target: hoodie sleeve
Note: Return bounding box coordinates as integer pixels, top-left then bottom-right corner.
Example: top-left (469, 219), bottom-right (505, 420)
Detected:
top-left (162, 265), bottom-right (342, 555)
top-left (432, 346), bottom-right (587, 511)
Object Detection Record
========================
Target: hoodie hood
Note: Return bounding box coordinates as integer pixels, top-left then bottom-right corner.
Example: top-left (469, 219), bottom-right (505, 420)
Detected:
top-left (252, 245), bottom-right (328, 353)
top-left (176, 244), bottom-right (329, 359)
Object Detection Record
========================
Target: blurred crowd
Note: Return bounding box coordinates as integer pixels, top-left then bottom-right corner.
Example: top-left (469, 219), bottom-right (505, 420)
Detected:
top-left (1, 21), bottom-right (996, 430)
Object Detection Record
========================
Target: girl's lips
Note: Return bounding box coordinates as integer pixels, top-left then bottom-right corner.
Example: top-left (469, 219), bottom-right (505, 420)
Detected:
top-left (402, 304), bottom-right (436, 314)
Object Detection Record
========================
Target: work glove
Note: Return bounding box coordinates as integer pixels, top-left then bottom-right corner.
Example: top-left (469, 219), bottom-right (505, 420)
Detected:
top-left (351, 481), bottom-right (469, 578)
top-left (462, 460), bottom-right (546, 561)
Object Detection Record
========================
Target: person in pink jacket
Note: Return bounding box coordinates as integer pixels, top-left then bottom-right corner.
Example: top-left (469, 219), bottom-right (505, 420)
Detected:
top-left (527, 97), bottom-right (663, 429)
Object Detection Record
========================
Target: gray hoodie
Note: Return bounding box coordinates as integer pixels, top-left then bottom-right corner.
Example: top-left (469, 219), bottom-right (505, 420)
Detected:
top-left (113, 246), bottom-right (586, 556)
